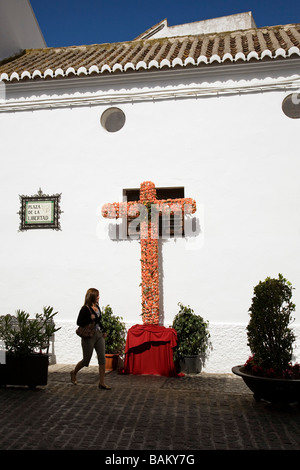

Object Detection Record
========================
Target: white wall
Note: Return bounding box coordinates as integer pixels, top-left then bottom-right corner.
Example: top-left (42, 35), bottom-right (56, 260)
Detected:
top-left (1, 61), bottom-right (300, 372)
top-left (148, 12), bottom-right (256, 39)
top-left (0, 0), bottom-right (46, 60)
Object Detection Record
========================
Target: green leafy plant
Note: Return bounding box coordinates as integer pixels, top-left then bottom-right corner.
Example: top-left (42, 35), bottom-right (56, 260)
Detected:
top-left (0, 306), bottom-right (60, 357)
top-left (101, 305), bottom-right (127, 355)
top-left (246, 274), bottom-right (296, 376)
top-left (172, 302), bottom-right (211, 362)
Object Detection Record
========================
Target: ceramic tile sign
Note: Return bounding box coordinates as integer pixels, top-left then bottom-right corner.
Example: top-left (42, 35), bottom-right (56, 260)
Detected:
top-left (25, 200), bottom-right (54, 225)
top-left (18, 188), bottom-right (62, 231)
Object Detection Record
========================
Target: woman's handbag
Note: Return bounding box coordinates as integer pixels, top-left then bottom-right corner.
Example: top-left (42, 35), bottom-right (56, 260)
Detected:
top-left (76, 322), bottom-right (95, 338)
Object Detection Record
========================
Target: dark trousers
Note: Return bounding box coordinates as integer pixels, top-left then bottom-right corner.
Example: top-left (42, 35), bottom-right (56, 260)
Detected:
top-left (81, 330), bottom-right (105, 366)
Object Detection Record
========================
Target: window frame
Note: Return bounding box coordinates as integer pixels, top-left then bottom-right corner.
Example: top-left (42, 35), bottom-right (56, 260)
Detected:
top-left (123, 186), bottom-right (185, 238)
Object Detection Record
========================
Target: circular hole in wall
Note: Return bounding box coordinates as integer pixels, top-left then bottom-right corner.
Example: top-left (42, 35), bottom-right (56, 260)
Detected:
top-left (101, 107), bottom-right (126, 132)
top-left (282, 94), bottom-right (300, 119)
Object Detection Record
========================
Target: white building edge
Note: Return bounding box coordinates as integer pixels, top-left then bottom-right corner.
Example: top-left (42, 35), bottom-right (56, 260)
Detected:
top-left (0, 2), bottom-right (300, 372)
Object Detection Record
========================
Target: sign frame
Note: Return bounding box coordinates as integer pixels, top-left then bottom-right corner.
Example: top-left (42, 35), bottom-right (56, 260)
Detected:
top-left (18, 188), bottom-right (62, 231)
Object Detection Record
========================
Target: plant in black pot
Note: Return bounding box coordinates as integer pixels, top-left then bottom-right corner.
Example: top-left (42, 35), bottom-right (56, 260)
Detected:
top-left (172, 302), bottom-right (211, 374)
top-left (0, 306), bottom-right (60, 388)
top-left (232, 274), bottom-right (300, 404)
top-left (101, 305), bottom-right (127, 371)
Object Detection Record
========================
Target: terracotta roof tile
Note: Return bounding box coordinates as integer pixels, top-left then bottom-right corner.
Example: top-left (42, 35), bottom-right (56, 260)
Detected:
top-left (1, 23), bottom-right (300, 82)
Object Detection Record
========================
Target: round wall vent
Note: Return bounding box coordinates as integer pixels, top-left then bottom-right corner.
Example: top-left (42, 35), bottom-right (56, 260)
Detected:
top-left (101, 107), bottom-right (126, 132)
top-left (282, 94), bottom-right (300, 119)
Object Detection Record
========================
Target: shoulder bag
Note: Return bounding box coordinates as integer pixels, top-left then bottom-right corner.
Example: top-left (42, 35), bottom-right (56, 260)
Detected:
top-left (76, 322), bottom-right (95, 338)
top-left (76, 305), bottom-right (97, 338)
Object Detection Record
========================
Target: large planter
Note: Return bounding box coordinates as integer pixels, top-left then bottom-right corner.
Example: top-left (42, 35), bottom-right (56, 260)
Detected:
top-left (0, 354), bottom-right (49, 389)
top-left (232, 366), bottom-right (300, 404)
top-left (179, 355), bottom-right (202, 375)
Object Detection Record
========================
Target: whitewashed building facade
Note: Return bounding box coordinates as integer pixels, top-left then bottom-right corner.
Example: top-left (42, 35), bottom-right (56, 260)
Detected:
top-left (1, 4), bottom-right (300, 372)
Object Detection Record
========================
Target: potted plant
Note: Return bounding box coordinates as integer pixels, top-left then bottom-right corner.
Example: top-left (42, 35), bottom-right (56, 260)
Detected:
top-left (172, 302), bottom-right (211, 374)
top-left (0, 306), bottom-right (60, 388)
top-left (232, 274), bottom-right (300, 404)
top-left (101, 305), bottom-right (127, 371)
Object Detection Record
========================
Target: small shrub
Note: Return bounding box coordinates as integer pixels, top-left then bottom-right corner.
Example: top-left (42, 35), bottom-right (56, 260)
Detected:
top-left (246, 274), bottom-right (296, 374)
top-left (172, 302), bottom-right (211, 362)
top-left (101, 305), bottom-right (127, 354)
top-left (0, 306), bottom-right (60, 357)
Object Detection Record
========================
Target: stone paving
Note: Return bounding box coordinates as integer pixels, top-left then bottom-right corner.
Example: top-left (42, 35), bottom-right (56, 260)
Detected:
top-left (0, 364), bottom-right (299, 453)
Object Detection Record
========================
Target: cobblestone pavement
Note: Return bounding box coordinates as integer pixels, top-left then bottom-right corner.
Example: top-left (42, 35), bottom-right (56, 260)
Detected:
top-left (0, 364), bottom-right (299, 454)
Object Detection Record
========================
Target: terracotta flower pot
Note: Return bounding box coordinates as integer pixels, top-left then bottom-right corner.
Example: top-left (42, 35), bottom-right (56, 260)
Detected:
top-left (105, 354), bottom-right (119, 371)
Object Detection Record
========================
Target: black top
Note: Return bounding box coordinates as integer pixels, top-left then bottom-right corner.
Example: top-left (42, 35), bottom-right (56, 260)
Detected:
top-left (77, 304), bottom-right (105, 331)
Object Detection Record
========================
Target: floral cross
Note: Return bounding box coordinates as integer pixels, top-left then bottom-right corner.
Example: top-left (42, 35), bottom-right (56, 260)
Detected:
top-left (102, 181), bottom-right (196, 324)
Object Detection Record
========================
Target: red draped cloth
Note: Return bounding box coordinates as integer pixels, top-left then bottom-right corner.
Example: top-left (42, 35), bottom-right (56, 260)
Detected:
top-left (123, 324), bottom-right (178, 377)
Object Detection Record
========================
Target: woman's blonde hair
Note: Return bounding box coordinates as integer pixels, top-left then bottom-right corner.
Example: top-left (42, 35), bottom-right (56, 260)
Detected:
top-left (84, 288), bottom-right (99, 307)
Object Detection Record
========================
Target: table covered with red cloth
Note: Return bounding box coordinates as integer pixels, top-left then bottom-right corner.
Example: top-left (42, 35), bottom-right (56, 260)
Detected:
top-left (123, 324), bottom-right (178, 377)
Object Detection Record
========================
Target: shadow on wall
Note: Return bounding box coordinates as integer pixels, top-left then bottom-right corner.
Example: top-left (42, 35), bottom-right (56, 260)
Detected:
top-left (105, 217), bottom-right (202, 324)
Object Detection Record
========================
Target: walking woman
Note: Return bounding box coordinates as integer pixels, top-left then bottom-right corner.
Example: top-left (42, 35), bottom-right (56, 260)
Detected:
top-left (70, 288), bottom-right (111, 390)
